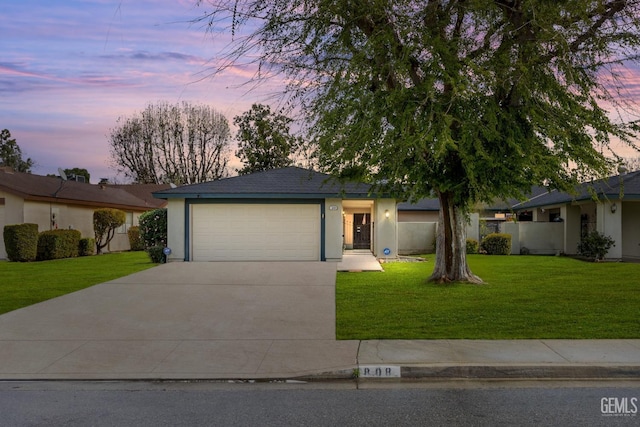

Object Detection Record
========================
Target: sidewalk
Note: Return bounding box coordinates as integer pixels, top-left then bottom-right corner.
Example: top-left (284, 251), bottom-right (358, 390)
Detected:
top-left (353, 339), bottom-right (640, 381)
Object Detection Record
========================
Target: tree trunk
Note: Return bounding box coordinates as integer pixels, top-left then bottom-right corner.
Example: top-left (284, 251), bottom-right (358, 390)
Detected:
top-left (428, 191), bottom-right (483, 284)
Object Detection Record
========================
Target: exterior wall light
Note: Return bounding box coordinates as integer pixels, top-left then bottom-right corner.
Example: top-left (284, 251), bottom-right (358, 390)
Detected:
top-left (385, 209), bottom-right (390, 219)
top-left (611, 203), bottom-right (617, 213)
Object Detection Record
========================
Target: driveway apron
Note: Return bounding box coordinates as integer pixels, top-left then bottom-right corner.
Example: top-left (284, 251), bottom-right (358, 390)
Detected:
top-left (0, 262), bottom-right (358, 380)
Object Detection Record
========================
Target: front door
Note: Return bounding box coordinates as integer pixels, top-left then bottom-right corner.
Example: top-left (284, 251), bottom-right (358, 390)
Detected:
top-left (353, 213), bottom-right (371, 249)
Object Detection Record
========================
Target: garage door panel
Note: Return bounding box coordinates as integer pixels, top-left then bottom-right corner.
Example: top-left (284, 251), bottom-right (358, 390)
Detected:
top-left (191, 204), bottom-right (320, 261)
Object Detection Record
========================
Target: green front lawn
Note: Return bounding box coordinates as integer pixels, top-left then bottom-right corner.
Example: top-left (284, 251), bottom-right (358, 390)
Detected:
top-left (336, 255), bottom-right (640, 339)
top-left (0, 252), bottom-right (156, 315)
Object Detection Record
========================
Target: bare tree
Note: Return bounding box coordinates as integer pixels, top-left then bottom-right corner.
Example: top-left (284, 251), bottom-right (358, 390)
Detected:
top-left (108, 101), bottom-right (231, 184)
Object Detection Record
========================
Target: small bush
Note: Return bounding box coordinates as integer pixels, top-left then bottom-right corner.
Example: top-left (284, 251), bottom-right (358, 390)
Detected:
top-left (127, 226), bottom-right (144, 251)
top-left (139, 208), bottom-right (168, 249)
top-left (37, 229), bottom-right (81, 260)
top-left (146, 246), bottom-right (166, 263)
top-left (79, 238), bottom-right (96, 256)
top-left (481, 233), bottom-right (512, 255)
top-left (577, 231), bottom-right (615, 261)
top-left (3, 223), bottom-right (38, 262)
top-left (466, 238), bottom-right (479, 254)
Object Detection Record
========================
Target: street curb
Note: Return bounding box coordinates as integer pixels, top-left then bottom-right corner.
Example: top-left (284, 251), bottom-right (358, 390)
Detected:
top-left (372, 365), bottom-right (640, 380)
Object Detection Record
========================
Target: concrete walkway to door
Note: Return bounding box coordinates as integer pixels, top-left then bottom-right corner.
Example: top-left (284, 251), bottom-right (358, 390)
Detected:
top-left (0, 262), bottom-right (358, 380)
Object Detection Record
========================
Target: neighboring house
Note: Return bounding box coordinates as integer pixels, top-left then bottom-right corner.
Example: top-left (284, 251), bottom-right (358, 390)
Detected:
top-left (0, 167), bottom-right (167, 259)
top-left (398, 171), bottom-right (640, 260)
top-left (509, 171), bottom-right (640, 260)
top-left (153, 167), bottom-right (397, 262)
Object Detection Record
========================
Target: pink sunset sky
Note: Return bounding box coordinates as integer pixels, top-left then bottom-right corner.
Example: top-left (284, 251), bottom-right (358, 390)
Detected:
top-left (1, 0), bottom-right (281, 182)
top-left (2, 1), bottom-right (640, 183)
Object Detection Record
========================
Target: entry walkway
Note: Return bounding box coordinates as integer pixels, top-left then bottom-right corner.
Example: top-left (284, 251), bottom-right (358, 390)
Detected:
top-left (337, 251), bottom-right (384, 272)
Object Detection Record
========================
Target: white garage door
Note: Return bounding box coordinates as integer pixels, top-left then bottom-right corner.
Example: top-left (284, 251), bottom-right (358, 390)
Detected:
top-left (191, 203), bottom-right (321, 261)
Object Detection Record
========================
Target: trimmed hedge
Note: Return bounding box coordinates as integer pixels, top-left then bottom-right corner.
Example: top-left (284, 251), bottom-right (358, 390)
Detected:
top-left (127, 226), bottom-right (144, 251)
top-left (146, 246), bottom-right (166, 263)
top-left (37, 229), bottom-right (81, 260)
top-left (466, 238), bottom-right (479, 254)
top-left (3, 223), bottom-right (39, 262)
top-left (79, 237), bottom-right (96, 257)
top-left (481, 233), bottom-right (512, 255)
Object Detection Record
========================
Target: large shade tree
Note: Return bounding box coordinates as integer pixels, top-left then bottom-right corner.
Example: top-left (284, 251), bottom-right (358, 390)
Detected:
top-left (108, 101), bottom-right (231, 184)
top-left (234, 103), bottom-right (300, 175)
top-left (195, 0), bottom-right (640, 282)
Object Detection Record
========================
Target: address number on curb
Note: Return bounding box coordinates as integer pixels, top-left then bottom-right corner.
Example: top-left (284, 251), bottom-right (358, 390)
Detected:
top-left (360, 365), bottom-right (401, 378)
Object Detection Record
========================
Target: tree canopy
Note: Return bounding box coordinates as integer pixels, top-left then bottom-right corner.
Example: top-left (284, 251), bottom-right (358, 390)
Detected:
top-left (108, 101), bottom-right (231, 184)
top-left (0, 129), bottom-right (34, 173)
top-left (234, 104), bottom-right (300, 175)
top-left (195, 0), bottom-right (640, 282)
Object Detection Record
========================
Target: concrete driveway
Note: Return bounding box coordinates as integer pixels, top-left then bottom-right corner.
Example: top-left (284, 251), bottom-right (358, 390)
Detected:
top-left (0, 262), bottom-right (358, 380)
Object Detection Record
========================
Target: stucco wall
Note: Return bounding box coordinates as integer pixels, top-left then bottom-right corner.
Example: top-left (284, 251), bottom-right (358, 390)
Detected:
top-left (373, 199), bottom-right (397, 258)
top-left (500, 222), bottom-right (564, 255)
top-left (324, 198), bottom-right (343, 261)
top-left (622, 201), bottom-right (640, 260)
top-left (398, 211), bottom-right (438, 222)
top-left (398, 222), bottom-right (436, 254)
top-left (597, 201), bottom-right (623, 259)
top-left (166, 199), bottom-right (186, 262)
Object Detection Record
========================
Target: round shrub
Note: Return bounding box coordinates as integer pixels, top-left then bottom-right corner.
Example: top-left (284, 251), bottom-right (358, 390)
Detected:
top-left (79, 237), bottom-right (96, 256)
top-left (480, 233), bottom-right (512, 255)
top-left (466, 238), bottom-right (479, 254)
top-left (3, 223), bottom-right (38, 262)
top-left (146, 246), bottom-right (166, 263)
top-left (577, 231), bottom-right (615, 261)
top-left (127, 226), bottom-right (145, 251)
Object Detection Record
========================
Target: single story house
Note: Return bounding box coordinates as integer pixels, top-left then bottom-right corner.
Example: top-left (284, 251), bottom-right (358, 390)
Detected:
top-left (509, 170), bottom-right (640, 260)
top-left (153, 167), bottom-right (397, 262)
top-left (0, 167), bottom-right (168, 259)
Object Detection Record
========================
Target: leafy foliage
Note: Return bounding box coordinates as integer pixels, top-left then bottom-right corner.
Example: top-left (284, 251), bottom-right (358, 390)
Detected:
top-left (108, 101), bottom-right (231, 184)
top-left (3, 223), bottom-right (38, 262)
top-left (146, 246), bottom-right (166, 264)
top-left (139, 208), bottom-right (167, 249)
top-left (466, 238), bottom-right (479, 255)
top-left (234, 104), bottom-right (300, 175)
top-left (481, 233), bottom-right (512, 255)
top-left (78, 238), bottom-right (96, 256)
top-left (93, 208), bottom-right (126, 254)
top-left (0, 129), bottom-right (33, 173)
top-left (577, 231), bottom-right (616, 261)
top-left (37, 229), bottom-right (81, 260)
top-left (127, 225), bottom-right (145, 251)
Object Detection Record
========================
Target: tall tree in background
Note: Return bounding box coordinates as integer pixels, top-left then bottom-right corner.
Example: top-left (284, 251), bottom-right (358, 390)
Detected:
top-left (234, 104), bottom-right (300, 175)
top-left (0, 129), bottom-right (34, 173)
top-left (108, 101), bottom-right (231, 184)
top-left (195, 1), bottom-right (640, 283)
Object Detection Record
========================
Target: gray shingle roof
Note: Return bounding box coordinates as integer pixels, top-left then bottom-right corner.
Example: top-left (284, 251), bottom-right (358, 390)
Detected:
top-left (513, 171), bottom-right (640, 210)
top-left (153, 167), bottom-right (376, 199)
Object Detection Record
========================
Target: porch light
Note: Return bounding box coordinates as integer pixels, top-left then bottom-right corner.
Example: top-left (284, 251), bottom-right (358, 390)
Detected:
top-left (385, 209), bottom-right (390, 219)
top-left (611, 203), bottom-right (617, 214)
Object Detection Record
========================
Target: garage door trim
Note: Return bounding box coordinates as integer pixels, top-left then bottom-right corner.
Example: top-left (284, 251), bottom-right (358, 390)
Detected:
top-left (184, 198), bottom-right (325, 261)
